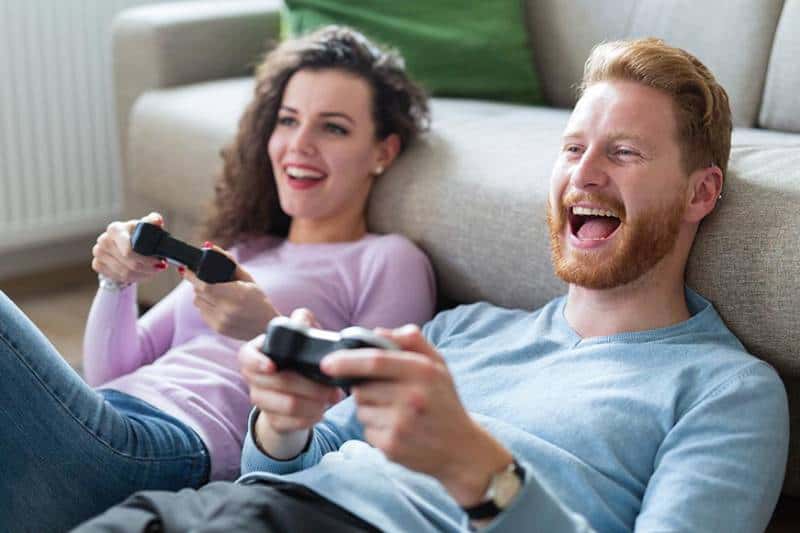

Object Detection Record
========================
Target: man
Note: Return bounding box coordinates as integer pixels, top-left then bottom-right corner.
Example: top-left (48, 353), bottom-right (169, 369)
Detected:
top-left (77, 38), bottom-right (788, 532)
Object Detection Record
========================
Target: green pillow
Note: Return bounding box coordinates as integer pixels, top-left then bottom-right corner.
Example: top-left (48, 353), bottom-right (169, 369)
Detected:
top-left (282, 0), bottom-right (544, 105)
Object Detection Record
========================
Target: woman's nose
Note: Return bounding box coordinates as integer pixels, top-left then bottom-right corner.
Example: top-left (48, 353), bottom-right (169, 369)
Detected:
top-left (289, 125), bottom-right (316, 155)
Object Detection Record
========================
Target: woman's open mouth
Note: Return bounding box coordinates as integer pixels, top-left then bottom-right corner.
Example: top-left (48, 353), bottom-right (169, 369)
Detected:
top-left (568, 206), bottom-right (622, 241)
top-left (285, 165), bottom-right (327, 189)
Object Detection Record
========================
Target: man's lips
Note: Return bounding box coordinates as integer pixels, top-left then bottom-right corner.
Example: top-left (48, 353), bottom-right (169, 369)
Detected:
top-left (567, 204), bottom-right (622, 245)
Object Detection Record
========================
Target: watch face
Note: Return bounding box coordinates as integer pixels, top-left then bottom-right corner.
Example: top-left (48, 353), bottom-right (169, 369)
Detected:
top-left (492, 468), bottom-right (522, 508)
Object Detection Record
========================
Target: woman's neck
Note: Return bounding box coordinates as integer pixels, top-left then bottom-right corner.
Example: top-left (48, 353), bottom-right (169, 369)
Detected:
top-left (287, 214), bottom-right (367, 244)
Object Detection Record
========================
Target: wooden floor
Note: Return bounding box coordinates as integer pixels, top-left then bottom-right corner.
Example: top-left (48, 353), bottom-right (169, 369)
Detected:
top-left (0, 263), bottom-right (98, 373)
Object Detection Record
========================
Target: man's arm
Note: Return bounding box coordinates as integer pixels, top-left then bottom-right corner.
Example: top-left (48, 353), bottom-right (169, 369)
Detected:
top-left (322, 327), bottom-right (789, 532)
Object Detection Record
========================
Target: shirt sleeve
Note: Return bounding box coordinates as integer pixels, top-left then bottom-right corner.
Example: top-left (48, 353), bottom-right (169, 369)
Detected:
top-left (350, 235), bottom-right (436, 329)
top-left (484, 362), bottom-right (789, 532)
top-left (241, 395), bottom-right (364, 475)
top-left (82, 283), bottom-right (181, 386)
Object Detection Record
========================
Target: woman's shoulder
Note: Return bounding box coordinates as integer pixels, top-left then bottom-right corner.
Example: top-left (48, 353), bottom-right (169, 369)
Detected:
top-left (229, 234), bottom-right (284, 263)
top-left (361, 232), bottom-right (425, 256)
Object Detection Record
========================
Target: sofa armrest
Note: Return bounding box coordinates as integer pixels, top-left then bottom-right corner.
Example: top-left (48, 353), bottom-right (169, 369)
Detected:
top-left (112, 0), bottom-right (282, 171)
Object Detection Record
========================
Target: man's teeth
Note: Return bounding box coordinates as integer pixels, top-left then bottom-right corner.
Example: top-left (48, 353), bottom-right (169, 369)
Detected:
top-left (286, 167), bottom-right (324, 180)
top-left (572, 206), bottom-right (617, 217)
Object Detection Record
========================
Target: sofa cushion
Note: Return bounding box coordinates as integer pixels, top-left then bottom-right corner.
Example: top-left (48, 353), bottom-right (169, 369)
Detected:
top-left (128, 78), bottom-right (253, 214)
top-left (283, 0), bottom-right (543, 104)
top-left (524, 0), bottom-right (785, 127)
top-left (759, 0), bottom-right (800, 133)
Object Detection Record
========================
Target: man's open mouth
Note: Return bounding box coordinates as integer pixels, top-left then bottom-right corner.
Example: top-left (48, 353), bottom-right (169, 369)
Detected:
top-left (568, 206), bottom-right (622, 240)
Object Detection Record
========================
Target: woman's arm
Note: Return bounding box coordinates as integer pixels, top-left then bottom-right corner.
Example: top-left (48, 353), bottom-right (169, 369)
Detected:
top-left (82, 283), bottom-right (182, 386)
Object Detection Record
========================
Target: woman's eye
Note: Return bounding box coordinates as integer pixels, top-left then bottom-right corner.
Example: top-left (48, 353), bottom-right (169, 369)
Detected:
top-left (325, 123), bottom-right (349, 136)
top-left (277, 116), bottom-right (297, 127)
top-left (563, 144), bottom-right (582, 155)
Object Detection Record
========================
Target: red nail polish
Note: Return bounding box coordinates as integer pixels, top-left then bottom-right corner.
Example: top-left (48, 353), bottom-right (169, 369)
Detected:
top-left (203, 241), bottom-right (213, 249)
top-left (177, 266), bottom-right (186, 275)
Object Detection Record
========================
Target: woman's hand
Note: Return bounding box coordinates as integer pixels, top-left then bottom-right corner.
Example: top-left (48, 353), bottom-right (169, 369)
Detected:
top-left (183, 246), bottom-right (281, 340)
top-left (238, 309), bottom-right (343, 459)
top-left (91, 212), bottom-right (168, 284)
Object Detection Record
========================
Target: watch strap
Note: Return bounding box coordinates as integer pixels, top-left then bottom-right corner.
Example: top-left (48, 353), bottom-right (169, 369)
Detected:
top-left (463, 459), bottom-right (525, 520)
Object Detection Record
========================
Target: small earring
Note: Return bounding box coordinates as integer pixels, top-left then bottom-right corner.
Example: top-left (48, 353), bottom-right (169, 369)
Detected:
top-left (374, 165), bottom-right (384, 176)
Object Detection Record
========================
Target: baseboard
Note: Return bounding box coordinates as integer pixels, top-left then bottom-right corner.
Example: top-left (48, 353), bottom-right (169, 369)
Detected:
top-left (0, 235), bottom-right (98, 297)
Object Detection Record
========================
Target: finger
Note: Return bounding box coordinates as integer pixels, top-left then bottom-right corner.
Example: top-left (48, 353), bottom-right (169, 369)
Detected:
top-left (141, 212), bottom-right (164, 227)
top-left (354, 404), bottom-right (392, 430)
top-left (321, 349), bottom-right (438, 381)
top-left (351, 381), bottom-right (407, 407)
top-left (251, 370), bottom-right (339, 402)
top-left (374, 324), bottom-right (443, 363)
top-left (289, 308), bottom-right (319, 328)
top-left (238, 336), bottom-right (275, 373)
top-left (250, 388), bottom-right (329, 419)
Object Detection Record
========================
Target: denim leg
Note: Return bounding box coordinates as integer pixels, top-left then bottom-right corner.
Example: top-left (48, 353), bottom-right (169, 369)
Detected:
top-left (0, 291), bottom-right (209, 532)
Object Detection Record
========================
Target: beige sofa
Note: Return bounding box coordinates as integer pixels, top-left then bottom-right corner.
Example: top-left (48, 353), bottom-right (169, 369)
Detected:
top-left (112, 0), bottom-right (800, 529)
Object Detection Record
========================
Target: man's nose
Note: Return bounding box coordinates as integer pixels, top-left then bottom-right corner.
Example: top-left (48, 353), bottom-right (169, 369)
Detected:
top-left (569, 148), bottom-right (609, 190)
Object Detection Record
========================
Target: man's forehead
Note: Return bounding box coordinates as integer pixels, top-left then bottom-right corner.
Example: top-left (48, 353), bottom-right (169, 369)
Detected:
top-left (564, 81), bottom-right (677, 142)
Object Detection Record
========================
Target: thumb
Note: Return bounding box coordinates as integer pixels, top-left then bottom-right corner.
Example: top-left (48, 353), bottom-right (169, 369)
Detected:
top-left (375, 324), bottom-right (443, 362)
top-left (143, 212), bottom-right (164, 227)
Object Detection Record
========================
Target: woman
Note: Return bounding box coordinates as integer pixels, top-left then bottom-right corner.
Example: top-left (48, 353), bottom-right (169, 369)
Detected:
top-left (0, 26), bottom-right (435, 531)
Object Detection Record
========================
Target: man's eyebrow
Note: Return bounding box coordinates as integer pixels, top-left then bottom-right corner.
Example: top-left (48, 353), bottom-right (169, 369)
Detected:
top-left (279, 106), bottom-right (355, 125)
top-left (561, 130), bottom-right (654, 149)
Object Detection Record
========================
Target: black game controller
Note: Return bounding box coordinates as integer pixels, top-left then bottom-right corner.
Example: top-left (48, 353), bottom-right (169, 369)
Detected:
top-left (262, 316), bottom-right (399, 388)
top-left (130, 222), bottom-right (236, 283)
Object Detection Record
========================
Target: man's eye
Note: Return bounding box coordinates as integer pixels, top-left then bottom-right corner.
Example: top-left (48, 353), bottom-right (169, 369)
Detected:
top-left (325, 123), bottom-right (349, 136)
top-left (613, 147), bottom-right (640, 158)
top-left (563, 145), bottom-right (582, 155)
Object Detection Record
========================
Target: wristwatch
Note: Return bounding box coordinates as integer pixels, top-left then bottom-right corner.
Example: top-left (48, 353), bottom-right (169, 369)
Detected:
top-left (463, 458), bottom-right (525, 521)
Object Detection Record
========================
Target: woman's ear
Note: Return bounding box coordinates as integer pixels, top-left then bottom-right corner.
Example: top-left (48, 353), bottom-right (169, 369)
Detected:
top-left (374, 133), bottom-right (402, 176)
top-left (684, 165), bottom-right (724, 223)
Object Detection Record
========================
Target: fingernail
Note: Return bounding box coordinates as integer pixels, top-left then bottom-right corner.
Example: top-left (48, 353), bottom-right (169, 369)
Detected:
top-left (155, 261), bottom-right (167, 269)
top-left (177, 266), bottom-right (186, 276)
top-left (203, 241), bottom-right (213, 249)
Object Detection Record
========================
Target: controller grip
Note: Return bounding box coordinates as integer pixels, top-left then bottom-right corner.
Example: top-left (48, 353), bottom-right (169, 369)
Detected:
top-left (130, 222), bottom-right (236, 283)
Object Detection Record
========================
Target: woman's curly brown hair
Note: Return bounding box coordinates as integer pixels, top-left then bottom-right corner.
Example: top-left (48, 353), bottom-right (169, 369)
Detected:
top-left (204, 25), bottom-right (430, 248)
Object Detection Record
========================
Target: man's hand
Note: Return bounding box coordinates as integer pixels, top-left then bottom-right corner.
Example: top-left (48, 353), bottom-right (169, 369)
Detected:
top-left (320, 325), bottom-right (514, 507)
top-left (184, 246), bottom-right (280, 340)
top-left (238, 309), bottom-right (343, 459)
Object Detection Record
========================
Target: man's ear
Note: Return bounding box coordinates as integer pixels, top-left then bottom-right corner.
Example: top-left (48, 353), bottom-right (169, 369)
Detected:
top-left (375, 133), bottom-right (402, 174)
top-left (684, 165), bottom-right (723, 223)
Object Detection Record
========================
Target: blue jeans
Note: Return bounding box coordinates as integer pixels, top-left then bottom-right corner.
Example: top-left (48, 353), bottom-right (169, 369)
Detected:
top-left (0, 291), bottom-right (210, 532)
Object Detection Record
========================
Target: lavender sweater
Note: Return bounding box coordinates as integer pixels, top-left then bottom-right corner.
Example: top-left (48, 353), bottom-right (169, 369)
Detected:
top-left (82, 234), bottom-right (436, 481)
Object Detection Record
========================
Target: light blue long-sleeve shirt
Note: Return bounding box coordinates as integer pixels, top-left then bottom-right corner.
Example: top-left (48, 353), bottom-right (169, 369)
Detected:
top-left (239, 288), bottom-right (789, 532)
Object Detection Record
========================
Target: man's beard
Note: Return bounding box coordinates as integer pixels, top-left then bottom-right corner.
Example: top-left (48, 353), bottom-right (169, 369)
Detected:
top-left (546, 188), bottom-right (686, 290)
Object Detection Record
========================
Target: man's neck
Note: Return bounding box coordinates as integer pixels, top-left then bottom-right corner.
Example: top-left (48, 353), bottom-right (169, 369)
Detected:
top-left (563, 270), bottom-right (690, 339)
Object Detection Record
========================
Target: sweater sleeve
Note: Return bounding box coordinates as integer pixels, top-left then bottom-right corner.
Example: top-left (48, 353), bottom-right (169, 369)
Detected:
top-left (82, 283), bottom-right (181, 386)
top-left (241, 395), bottom-right (363, 476)
top-left (484, 363), bottom-right (789, 532)
top-left (350, 235), bottom-right (436, 329)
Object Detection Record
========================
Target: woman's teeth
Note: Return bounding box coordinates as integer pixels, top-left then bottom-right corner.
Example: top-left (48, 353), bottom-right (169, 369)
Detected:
top-left (286, 167), bottom-right (325, 180)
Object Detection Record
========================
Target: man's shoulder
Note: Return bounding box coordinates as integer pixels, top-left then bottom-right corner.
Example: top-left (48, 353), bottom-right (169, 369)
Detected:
top-left (423, 298), bottom-right (561, 346)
